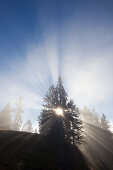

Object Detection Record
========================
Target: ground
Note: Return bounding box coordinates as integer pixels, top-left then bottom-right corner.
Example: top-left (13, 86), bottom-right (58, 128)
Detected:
top-left (0, 130), bottom-right (90, 170)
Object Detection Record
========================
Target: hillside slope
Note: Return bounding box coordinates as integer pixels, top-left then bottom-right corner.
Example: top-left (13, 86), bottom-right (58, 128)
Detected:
top-left (0, 130), bottom-right (89, 170)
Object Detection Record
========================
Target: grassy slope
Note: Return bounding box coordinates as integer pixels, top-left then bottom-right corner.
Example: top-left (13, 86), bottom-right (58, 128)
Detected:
top-left (0, 130), bottom-right (89, 170)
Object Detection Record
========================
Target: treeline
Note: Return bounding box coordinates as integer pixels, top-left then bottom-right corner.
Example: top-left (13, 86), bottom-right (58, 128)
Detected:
top-left (80, 106), bottom-right (113, 170)
top-left (80, 106), bottom-right (110, 131)
top-left (0, 98), bottom-right (38, 133)
top-left (0, 100), bottom-right (111, 134)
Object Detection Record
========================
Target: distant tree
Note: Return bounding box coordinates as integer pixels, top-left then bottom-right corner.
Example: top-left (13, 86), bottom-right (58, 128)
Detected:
top-left (80, 106), bottom-right (93, 124)
top-left (34, 128), bottom-right (38, 133)
top-left (80, 106), bottom-right (100, 127)
top-left (22, 120), bottom-right (33, 132)
top-left (92, 108), bottom-right (100, 127)
top-left (101, 113), bottom-right (110, 131)
top-left (0, 103), bottom-right (12, 130)
top-left (39, 77), bottom-right (83, 144)
top-left (13, 97), bottom-right (23, 131)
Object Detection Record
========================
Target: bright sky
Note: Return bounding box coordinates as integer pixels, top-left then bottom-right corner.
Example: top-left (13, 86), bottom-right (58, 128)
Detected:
top-left (0, 0), bottom-right (113, 129)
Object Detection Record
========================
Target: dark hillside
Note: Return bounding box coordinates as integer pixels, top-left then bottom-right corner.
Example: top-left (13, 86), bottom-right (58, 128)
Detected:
top-left (0, 130), bottom-right (89, 170)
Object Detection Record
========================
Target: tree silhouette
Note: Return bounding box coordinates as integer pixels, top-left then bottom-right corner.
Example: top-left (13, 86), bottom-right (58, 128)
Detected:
top-left (13, 97), bottom-right (23, 131)
top-left (80, 106), bottom-right (101, 127)
top-left (34, 128), bottom-right (38, 133)
top-left (92, 108), bottom-right (100, 127)
top-left (0, 103), bottom-right (12, 130)
top-left (22, 120), bottom-right (33, 132)
top-left (80, 106), bottom-right (93, 124)
top-left (101, 113), bottom-right (110, 131)
top-left (39, 77), bottom-right (83, 144)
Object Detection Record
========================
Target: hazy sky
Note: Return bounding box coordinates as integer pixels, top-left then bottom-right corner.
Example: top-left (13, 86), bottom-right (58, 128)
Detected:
top-left (1, 0), bottom-right (113, 128)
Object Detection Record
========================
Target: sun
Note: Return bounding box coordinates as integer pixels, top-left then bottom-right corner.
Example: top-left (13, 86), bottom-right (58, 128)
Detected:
top-left (55, 107), bottom-right (63, 116)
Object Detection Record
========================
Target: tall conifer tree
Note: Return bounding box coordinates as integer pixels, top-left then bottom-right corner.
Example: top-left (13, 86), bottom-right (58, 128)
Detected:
top-left (39, 77), bottom-right (82, 144)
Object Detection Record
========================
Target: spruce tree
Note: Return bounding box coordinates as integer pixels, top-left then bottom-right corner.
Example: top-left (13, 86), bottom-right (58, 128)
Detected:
top-left (0, 103), bottom-right (12, 130)
top-left (101, 113), bottom-right (110, 131)
top-left (81, 106), bottom-right (93, 124)
top-left (80, 106), bottom-right (100, 127)
top-left (92, 108), bottom-right (100, 127)
top-left (39, 77), bottom-right (83, 144)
